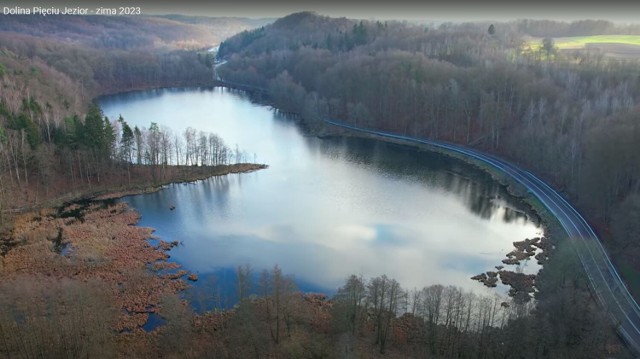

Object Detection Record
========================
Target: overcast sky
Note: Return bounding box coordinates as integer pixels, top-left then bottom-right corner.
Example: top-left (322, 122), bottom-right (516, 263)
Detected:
top-left (4, 0), bottom-right (640, 23)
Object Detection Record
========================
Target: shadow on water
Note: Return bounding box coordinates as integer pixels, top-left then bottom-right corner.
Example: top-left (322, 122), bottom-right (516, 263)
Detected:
top-left (319, 136), bottom-right (539, 225)
top-left (183, 268), bottom-right (332, 314)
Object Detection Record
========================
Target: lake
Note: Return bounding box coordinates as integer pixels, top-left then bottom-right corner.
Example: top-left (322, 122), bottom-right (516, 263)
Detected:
top-left (99, 87), bottom-right (542, 310)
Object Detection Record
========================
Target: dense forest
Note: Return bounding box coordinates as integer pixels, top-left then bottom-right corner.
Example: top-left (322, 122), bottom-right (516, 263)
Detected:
top-left (0, 14), bottom-right (271, 97)
top-left (217, 12), bottom-right (640, 293)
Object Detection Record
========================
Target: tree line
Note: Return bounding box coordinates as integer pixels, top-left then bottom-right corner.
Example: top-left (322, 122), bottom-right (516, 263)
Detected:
top-left (0, 14), bottom-right (260, 102)
top-left (0, 94), bottom-right (247, 209)
top-left (216, 12), bottom-right (640, 294)
top-left (2, 241), bottom-right (622, 358)
top-left (166, 238), bottom-right (619, 358)
top-left (0, 14), bottom-right (266, 51)
top-left (0, 32), bottom-right (215, 97)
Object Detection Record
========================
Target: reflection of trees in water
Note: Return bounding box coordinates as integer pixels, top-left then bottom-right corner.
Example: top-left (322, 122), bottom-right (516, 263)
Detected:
top-left (502, 205), bottom-right (531, 224)
top-left (184, 269), bottom-right (238, 313)
top-left (444, 174), bottom-right (532, 224)
top-left (100, 87), bottom-right (196, 106)
top-left (201, 175), bottom-right (232, 210)
top-left (319, 137), bottom-right (538, 225)
top-left (195, 175), bottom-right (232, 210)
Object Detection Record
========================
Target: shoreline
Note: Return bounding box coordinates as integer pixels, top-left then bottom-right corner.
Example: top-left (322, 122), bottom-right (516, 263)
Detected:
top-left (1, 163), bottom-right (268, 218)
top-left (91, 163), bottom-right (268, 202)
top-left (211, 81), bottom-right (555, 230)
top-left (212, 82), bottom-right (556, 234)
top-left (0, 163), bottom-right (268, 326)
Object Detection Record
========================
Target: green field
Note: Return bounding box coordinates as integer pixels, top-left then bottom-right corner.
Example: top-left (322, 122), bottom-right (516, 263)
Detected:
top-left (552, 35), bottom-right (640, 49)
top-left (524, 35), bottom-right (640, 58)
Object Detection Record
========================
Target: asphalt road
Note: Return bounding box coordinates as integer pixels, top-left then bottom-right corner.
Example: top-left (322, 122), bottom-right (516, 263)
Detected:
top-left (325, 119), bottom-right (640, 354)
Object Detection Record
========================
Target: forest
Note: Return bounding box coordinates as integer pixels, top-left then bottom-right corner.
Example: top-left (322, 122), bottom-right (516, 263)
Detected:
top-left (0, 14), bottom-right (268, 219)
top-left (0, 11), bottom-right (638, 358)
top-left (217, 12), bottom-right (640, 295)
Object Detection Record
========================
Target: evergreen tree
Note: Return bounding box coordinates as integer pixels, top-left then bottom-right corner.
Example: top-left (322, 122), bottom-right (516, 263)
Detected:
top-left (134, 126), bottom-right (143, 164)
top-left (83, 103), bottom-right (106, 153)
top-left (9, 112), bottom-right (41, 149)
top-left (119, 116), bottom-right (134, 163)
top-left (103, 117), bottom-right (116, 160)
top-left (58, 115), bottom-right (82, 150)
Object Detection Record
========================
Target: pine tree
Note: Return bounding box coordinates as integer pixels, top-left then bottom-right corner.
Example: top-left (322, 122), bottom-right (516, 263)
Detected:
top-left (83, 103), bottom-right (105, 153)
top-left (119, 116), bottom-right (134, 163)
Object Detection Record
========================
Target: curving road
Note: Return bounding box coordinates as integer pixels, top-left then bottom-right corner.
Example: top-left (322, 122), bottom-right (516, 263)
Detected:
top-left (325, 119), bottom-right (640, 354)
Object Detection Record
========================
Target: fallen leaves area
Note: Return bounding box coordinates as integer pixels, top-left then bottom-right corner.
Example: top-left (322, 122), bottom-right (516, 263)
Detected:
top-left (0, 201), bottom-right (187, 333)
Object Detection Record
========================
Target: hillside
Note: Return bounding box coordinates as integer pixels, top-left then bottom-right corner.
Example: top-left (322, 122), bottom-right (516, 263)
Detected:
top-left (0, 14), bottom-right (269, 50)
top-left (0, 14), bottom-right (270, 97)
top-left (217, 12), bottom-right (640, 292)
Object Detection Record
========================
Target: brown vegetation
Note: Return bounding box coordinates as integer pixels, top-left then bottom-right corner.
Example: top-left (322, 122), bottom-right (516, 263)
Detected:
top-left (0, 202), bottom-right (186, 332)
top-left (0, 15), bottom-right (269, 97)
top-left (0, 215), bottom-right (625, 358)
top-left (0, 276), bottom-right (117, 358)
top-left (473, 237), bottom-right (551, 303)
top-left (0, 156), bottom-right (267, 357)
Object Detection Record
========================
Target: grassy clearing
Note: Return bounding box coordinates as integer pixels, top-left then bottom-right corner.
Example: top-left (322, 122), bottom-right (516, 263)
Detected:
top-left (526, 35), bottom-right (640, 50)
top-left (553, 35), bottom-right (640, 49)
top-left (523, 35), bottom-right (640, 59)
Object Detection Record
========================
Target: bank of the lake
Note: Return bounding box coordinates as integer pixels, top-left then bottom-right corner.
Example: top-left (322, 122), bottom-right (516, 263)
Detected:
top-left (203, 84), bottom-right (572, 307)
top-left (229, 80), bottom-right (564, 260)
top-left (100, 87), bottom-right (544, 309)
top-left (0, 163), bottom-right (266, 233)
top-left (322, 126), bottom-right (564, 244)
top-left (0, 163), bottom-right (267, 337)
top-left (219, 82), bottom-right (558, 240)
top-left (91, 163), bottom-right (268, 201)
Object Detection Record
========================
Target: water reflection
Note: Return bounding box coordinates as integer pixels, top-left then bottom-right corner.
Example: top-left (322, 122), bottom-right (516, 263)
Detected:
top-left (101, 88), bottom-right (542, 309)
top-left (317, 137), bottom-right (537, 224)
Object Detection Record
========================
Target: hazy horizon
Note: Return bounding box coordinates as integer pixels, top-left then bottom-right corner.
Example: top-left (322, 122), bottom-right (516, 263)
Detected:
top-left (2, 0), bottom-right (640, 23)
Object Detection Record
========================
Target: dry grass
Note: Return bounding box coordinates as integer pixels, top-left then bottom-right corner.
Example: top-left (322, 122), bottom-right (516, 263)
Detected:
top-left (0, 201), bottom-right (191, 334)
top-left (0, 162), bottom-right (268, 356)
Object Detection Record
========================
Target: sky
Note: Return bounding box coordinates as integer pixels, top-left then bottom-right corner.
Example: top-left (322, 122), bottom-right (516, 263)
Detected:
top-left (3, 0), bottom-right (640, 23)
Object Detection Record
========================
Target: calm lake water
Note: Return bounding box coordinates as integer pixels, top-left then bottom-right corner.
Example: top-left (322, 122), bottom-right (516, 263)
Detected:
top-left (100, 87), bottom-right (542, 310)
